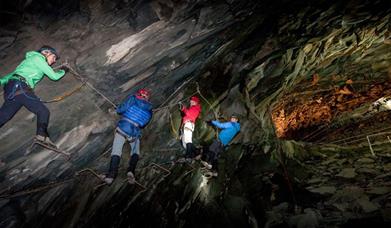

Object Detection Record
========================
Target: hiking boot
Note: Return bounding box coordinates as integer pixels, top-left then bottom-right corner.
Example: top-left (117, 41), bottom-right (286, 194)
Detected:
top-left (104, 176), bottom-right (114, 185)
top-left (185, 143), bottom-right (195, 158)
top-left (127, 154), bottom-right (139, 175)
top-left (201, 161), bottom-right (212, 170)
top-left (105, 155), bottom-right (120, 185)
top-left (202, 170), bottom-right (218, 178)
top-left (127, 171), bottom-right (135, 185)
top-left (35, 135), bottom-right (56, 147)
top-left (194, 154), bottom-right (202, 160)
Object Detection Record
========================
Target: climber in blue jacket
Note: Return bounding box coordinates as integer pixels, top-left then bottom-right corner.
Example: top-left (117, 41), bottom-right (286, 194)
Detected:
top-left (103, 88), bottom-right (152, 185)
top-left (202, 114), bottom-right (240, 177)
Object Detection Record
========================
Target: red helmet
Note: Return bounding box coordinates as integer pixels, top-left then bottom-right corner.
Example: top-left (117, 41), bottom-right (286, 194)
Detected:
top-left (190, 96), bottom-right (200, 104)
top-left (136, 88), bottom-right (150, 100)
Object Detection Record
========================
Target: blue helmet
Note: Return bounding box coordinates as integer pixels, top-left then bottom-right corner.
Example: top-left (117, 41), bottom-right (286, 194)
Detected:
top-left (37, 45), bottom-right (60, 59)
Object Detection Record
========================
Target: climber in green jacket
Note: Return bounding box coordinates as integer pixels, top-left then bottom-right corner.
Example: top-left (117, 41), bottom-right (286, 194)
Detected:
top-left (0, 46), bottom-right (66, 146)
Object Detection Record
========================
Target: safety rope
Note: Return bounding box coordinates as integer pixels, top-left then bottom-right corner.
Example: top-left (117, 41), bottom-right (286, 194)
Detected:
top-left (64, 63), bottom-right (118, 108)
top-left (195, 82), bottom-right (219, 120)
top-left (195, 82), bottom-right (224, 139)
top-left (275, 147), bottom-right (297, 207)
top-left (43, 83), bottom-right (85, 103)
top-left (155, 77), bottom-right (195, 111)
top-left (169, 111), bottom-right (179, 139)
top-left (152, 92), bottom-right (198, 112)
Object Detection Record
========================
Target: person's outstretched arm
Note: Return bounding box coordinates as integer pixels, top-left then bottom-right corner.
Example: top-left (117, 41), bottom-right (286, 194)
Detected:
top-left (211, 120), bottom-right (232, 129)
top-left (33, 55), bottom-right (65, 80)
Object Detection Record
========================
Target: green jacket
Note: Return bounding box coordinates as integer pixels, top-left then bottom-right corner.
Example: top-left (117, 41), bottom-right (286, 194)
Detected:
top-left (0, 51), bottom-right (65, 89)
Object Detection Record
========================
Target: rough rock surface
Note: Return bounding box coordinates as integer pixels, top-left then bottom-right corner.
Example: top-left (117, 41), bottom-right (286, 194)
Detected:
top-left (0, 0), bottom-right (390, 227)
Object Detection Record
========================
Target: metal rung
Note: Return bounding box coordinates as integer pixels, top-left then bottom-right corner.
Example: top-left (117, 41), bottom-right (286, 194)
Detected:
top-left (183, 163), bottom-right (195, 176)
top-left (150, 163), bottom-right (171, 176)
top-left (30, 140), bottom-right (71, 157)
top-left (93, 182), bottom-right (107, 190)
top-left (135, 181), bottom-right (146, 191)
top-left (76, 168), bottom-right (104, 180)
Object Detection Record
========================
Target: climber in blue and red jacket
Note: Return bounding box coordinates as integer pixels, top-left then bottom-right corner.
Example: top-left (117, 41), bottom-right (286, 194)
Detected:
top-left (103, 88), bottom-right (152, 185)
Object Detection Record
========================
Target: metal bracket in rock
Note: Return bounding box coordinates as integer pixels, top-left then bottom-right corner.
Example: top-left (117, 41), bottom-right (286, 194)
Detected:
top-left (150, 162), bottom-right (171, 178)
top-left (26, 138), bottom-right (71, 159)
top-left (76, 168), bottom-right (147, 192)
top-left (76, 168), bottom-right (109, 191)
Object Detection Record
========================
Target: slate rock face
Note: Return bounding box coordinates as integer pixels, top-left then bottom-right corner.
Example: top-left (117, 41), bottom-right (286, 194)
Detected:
top-left (0, 0), bottom-right (391, 227)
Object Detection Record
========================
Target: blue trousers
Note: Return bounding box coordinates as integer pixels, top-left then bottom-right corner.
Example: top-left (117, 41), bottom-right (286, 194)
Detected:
top-left (0, 80), bottom-right (50, 136)
top-left (110, 128), bottom-right (140, 157)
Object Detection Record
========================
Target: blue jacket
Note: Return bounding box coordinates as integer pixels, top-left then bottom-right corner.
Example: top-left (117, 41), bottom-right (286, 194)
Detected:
top-left (212, 120), bottom-right (240, 146)
top-left (116, 95), bottom-right (152, 137)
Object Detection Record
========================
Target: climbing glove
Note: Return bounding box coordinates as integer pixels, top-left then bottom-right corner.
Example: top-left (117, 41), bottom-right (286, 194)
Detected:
top-left (205, 120), bottom-right (213, 126)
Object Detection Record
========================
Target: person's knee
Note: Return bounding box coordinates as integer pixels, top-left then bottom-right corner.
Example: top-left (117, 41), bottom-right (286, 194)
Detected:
top-left (37, 105), bottom-right (50, 118)
top-left (130, 150), bottom-right (140, 156)
top-left (111, 150), bottom-right (122, 157)
top-left (130, 153), bottom-right (139, 160)
top-left (0, 103), bottom-right (19, 125)
top-left (0, 111), bottom-right (13, 124)
top-left (32, 104), bottom-right (50, 123)
top-left (111, 143), bottom-right (123, 157)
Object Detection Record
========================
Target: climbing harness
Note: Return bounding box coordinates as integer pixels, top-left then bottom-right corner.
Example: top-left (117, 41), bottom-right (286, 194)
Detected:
top-left (6, 79), bottom-right (40, 101)
top-left (115, 127), bottom-right (138, 143)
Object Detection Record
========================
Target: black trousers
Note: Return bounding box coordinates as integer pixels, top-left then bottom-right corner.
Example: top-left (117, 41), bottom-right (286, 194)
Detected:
top-left (0, 80), bottom-right (50, 136)
top-left (207, 140), bottom-right (224, 171)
